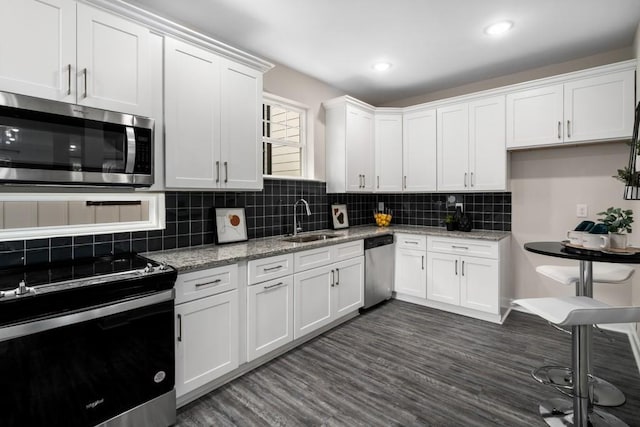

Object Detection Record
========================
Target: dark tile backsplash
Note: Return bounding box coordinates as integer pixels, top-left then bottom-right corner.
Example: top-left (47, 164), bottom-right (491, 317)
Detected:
top-left (0, 178), bottom-right (510, 268)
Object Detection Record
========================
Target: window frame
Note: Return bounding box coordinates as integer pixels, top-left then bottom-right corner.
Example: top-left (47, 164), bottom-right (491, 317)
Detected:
top-left (262, 93), bottom-right (312, 180)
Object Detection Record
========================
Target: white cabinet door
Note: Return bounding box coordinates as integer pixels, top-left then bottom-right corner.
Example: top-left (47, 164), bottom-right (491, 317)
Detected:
top-left (76, 3), bottom-right (150, 116)
top-left (564, 70), bottom-right (635, 143)
top-left (346, 105), bottom-right (374, 192)
top-left (0, 0), bottom-right (76, 102)
top-left (175, 290), bottom-right (239, 398)
top-left (506, 84), bottom-right (564, 148)
top-left (164, 37), bottom-right (221, 189)
top-left (437, 103), bottom-right (469, 192)
top-left (426, 252), bottom-right (460, 305)
top-left (468, 96), bottom-right (506, 191)
top-left (333, 256), bottom-right (364, 318)
top-left (375, 113), bottom-right (403, 192)
top-left (460, 257), bottom-right (499, 314)
top-left (293, 266), bottom-right (333, 339)
top-left (247, 277), bottom-right (293, 361)
top-left (394, 247), bottom-right (426, 298)
top-left (403, 108), bottom-right (437, 192)
top-left (220, 59), bottom-right (263, 190)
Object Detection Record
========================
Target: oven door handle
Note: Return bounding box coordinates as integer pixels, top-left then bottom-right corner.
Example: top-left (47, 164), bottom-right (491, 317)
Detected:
top-left (125, 126), bottom-right (137, 174)
top-left (0, 289), bottom-right (174, 342)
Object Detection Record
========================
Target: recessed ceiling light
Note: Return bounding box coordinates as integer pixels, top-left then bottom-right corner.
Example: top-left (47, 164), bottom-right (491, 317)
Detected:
top-left (484, 21), bottom-right (513, 36)
top-left (372, 62), bottom-right (391, 72)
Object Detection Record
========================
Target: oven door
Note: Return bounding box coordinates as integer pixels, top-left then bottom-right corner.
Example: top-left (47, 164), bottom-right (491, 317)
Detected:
top-left (0, 290), bottom-right (175, 427)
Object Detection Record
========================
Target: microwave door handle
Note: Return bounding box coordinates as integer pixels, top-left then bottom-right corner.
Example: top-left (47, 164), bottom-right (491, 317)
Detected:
top-left (125, 127), bottom-right (136, 173)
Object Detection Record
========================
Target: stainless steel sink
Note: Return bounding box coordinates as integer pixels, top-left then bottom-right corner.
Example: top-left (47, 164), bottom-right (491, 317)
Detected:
top-left (281, 233), bottom-right (341, 243)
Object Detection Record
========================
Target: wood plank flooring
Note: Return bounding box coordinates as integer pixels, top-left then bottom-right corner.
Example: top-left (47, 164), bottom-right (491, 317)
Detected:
top-left (177, 300), bottom-right (640, 426)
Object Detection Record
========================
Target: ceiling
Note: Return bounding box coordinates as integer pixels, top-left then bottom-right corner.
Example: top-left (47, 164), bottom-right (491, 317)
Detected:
top-left (124, 0), bottom-right (640, 105)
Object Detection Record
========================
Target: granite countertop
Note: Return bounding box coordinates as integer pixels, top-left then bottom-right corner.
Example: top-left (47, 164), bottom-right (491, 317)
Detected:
top-left (144, 225), bottom-right (510, 273)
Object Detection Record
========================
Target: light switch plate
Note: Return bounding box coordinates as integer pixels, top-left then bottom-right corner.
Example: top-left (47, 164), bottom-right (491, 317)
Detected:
top-left (576, 204), bottom-right (588, 218)
top-left (378, 202), bottom-right (384, 211)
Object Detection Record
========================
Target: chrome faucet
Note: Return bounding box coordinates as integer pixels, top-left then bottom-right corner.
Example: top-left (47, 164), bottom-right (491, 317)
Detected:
top-left (293, 198), bottom-right (312, 236)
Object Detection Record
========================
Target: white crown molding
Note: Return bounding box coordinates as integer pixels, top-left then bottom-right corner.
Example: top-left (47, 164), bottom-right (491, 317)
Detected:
top-left (81, 0), bottom-right (274, 73)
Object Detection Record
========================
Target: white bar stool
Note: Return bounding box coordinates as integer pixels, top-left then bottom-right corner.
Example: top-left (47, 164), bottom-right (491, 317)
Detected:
top-left (513, 296), bottom-right (640, 427)
top-left (535, 263), bottom-right (634, 406)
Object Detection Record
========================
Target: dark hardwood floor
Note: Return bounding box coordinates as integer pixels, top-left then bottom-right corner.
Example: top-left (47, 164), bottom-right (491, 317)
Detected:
top-left (177, 300), bottom-right (640, 426)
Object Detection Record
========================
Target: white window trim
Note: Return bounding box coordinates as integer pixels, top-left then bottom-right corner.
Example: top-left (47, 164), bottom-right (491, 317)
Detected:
top-left (262, 92), bottom-right (314, 180)
top-left (0, 193), bottom-right (165, 242)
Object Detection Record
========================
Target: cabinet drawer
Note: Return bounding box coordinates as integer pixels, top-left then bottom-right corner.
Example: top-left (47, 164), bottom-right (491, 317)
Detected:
top-left (248, 253), bottom-right (294, 285)
top-left (294, 246), bottom-right (333, 273)
top-left (333, 240), bottom-right (364, 262)
top-left (427, 237), bottom-right (498, 259)
top-left (175, 264), bottom-right (238, 304)
top-left (396, 233), bottom-right (427, 250)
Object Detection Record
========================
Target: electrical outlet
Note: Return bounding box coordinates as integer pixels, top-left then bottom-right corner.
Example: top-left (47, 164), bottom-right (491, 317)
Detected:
top-left (455, 202), bottom-right (463, 212)
top-left (378, 202), bottom-right (384, 211)
top-left (576, 204), bottom-right (588, 218)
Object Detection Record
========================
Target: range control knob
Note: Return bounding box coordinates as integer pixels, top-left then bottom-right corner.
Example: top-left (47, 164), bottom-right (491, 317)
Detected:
top-left (15, 280), bottom-right (33, 296)
top-left (158, 262), bottom-right (167, 271)
top-left (144, 263), bottom-right (154, 273)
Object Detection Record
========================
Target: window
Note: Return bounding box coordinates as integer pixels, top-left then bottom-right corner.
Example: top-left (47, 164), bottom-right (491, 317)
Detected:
top-left (262, 94), bottom-right (308, 178)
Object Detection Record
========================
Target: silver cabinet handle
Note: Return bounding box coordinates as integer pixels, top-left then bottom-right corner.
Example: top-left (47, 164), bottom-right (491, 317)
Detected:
top-left (264, 281), bottom-right (284, 290)
top-left (177, 314), bottom-right (182, 342)
top-left (455, 259), bottom-right (458, 275)
top-left (452, 245), bottom-right (469, 250)
top-left (336, 268), bottom-right (340, 286)
top-left (263, 265), bottom-right (283, 272)
top-left (358, 174), bottom-right (362, 188)
top-left (462, 260), bottom-right (465, 276)
top-left (216, 161), bottom-right (220, 183)
top-left (363, 175), bottom-right (366, 188)
top-left (422, 255), bottom-right (425, 270)
top-left (83, 68), bottom-right (88, 98)
top-left (224, 161), bottom-right (228, 183)
top-left (567, 120), bottom-right (571, 138)
top-left (403, 176), bottom-right (407, 189)
top-left (331, 269), bottom-right (335, 287)
top-left (195, 279), bottom-right (222, 288)
top-left (470, 172), bottom-right (474, 187)
top-left (405, 241), bottom-right (419, 245)
top-left (67, 64), bottom-right (72, 95)
top-left (558, 121), bottom-right (562, 139)
top-left (464, 172), bottom-right (468, 188)
top-left (377, 175), bottom-right (380, 189)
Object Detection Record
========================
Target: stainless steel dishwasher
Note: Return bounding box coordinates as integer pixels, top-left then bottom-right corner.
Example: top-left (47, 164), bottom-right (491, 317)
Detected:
top-left (363, 234), bottom-right (395, 309)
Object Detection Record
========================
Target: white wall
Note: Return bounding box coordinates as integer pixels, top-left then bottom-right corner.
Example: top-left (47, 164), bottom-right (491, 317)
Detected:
top-left (263, 62), bottom-right (344, 181)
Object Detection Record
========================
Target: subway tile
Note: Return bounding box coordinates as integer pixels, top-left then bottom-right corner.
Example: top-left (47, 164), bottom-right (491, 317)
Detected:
top-left (0, 251), bottom-right (24, 268)
top-left (26, 238), bottom-right (49, 249)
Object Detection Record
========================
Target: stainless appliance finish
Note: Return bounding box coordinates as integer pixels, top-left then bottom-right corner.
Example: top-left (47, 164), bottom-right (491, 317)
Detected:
top-left (0, 90), bottom-right (154, 187)
top-left (363, 234), bottom-right (394, 309)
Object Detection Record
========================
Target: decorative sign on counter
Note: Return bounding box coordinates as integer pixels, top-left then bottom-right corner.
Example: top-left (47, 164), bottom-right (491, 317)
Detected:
top-left (215, 207), bottom-right (248, 243)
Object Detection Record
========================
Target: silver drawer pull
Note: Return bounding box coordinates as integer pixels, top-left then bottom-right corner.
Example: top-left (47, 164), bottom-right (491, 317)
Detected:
top-left (263, 265), bottom-right (283, 272)
top-left (405, 241), bottom-right (419, 245)
top-left (264, 282), bottom-right (284, 290)
top-left (451, 245), bottom-right (469, 250)
top-left (195, 279), bottom-right (222, 288)
top-left (177, 314), bottom-right (182, 342)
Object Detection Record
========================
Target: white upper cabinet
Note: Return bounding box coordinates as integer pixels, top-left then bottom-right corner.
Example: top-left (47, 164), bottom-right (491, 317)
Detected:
top-left (0, 0), bottom-right (150, 116)
top-left (76, 3), bottom-right (150, 116)
top-left (374, 112), bottom-right (403, 192)
top-left (402, 108), bottom-right (437, 192)
top-left (164, 37), bottom-right (263, 190)
top-left (0, 0), bottom-right (76, 102)
top-left (437, 103), bottom-right (469, 192)
top-left (507, 65), bottom-right (635, 149)
top-left (325, 97), bottom-right (375, 193)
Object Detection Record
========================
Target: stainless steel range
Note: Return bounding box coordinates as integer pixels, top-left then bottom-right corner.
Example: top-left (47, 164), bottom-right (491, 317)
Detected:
top-left (0, 253), bottom-right (177, 427)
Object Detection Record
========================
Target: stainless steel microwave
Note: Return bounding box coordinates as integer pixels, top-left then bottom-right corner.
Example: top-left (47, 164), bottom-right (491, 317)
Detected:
top-left (0, 91), bottom-right (154, 187)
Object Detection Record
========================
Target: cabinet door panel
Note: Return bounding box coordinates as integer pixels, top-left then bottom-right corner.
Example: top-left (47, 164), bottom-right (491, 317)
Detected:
top-left (247, 277), bottom-right (293, 361)
top-left (437, 103), bottom-right (469, 191)
top-left (375, 114), bottom-right (403, 192)
top-left (394, 247), bottom-right (426, 298)
top-left (333, 257), bottom-right (364, 318)
top-left (506, 85), bottom-right (563, 148)
top-left (469, 96), bottom-right (506, 191)
top-left (164, 38), bottom-right (220, 188)
top-left (403, 109), bottom-right (437, 192)
top-left (564, 70), bottom-right (635, 143)
top-left (345, 106), bottom-right (363, 192)
top-left (293, 266), bottom-right (333, 339)
top-left (426, 253), bottom-right (460, 305)
top-left (220, 59), bottom-right (263, 190)
top-left (460, 257), bottom-right (499, 314)
top-left (76, 3), bottom-right (150, 115)
top-left (0, 0), bottom-right (76, 102)
top-left (175, 290), bottom-right (239, 397)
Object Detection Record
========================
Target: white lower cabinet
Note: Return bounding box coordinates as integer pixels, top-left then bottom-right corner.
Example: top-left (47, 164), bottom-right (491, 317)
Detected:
top-left (333, 257), bottom-right (365, 318)
top-left (174, 264), bottom-right (239, 399)
top-left (293, 265), bottom-right (333, 339)
top-left (175, 289), bottom-right (239, 398)
top-left (393, 234), bottom-right (427, 299)
top-left (426, 252), bottom-right (459, 305)
top-left (247, 276), bottom-right (294, 361)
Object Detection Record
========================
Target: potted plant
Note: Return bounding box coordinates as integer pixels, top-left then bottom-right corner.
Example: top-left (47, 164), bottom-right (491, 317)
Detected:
top-left (444, 214), bottom-right (456, 231)
top-left (597, 207), bottom-right (633, 249)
